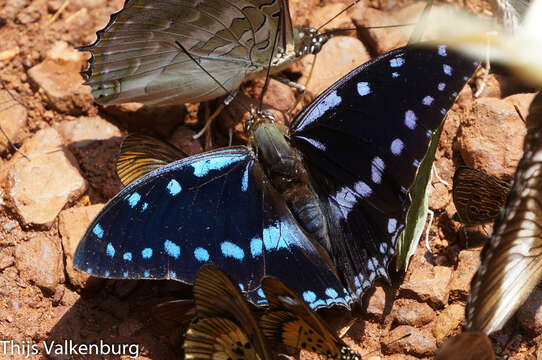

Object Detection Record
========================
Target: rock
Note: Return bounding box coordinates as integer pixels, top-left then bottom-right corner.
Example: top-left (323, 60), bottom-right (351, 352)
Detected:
top-left (383, 355), bottom-right (419, 360)
top-left (118, 318), bottom-right (144, 338)
top-left (393, 300), bottom-right (435, 326)
top-left (67, 0), bottom-right (107, 11)
top-left (449, 249), bottom-right (481, 301)
top-left (383, 325), bottom-right (437, 357)
top-left (504, 93), bottom-right (537, 119)
top-left (15, 0), bottom-right (43, 24)
top-left (400, 249), bottom-right (453, 308)
top-left (457, 97), bottom-right (526, 180)
top-left (58, 204), bottom-right (105, 289)
top-left (70, 136), bottom-right (123, 199)
top-left (102, 102), bottom-right (186, 138)
top-left (433, 304), bottom-right (466, 345)
top-left (56, 115), bottom-right (122, 147)
top-left (305, 3), bottom-right (358, 32)
top-left (14, 236), bottom-right (63, 294)
top-left (8, 127), bottom-right (87, 228)
top-left (0, 89), bottom-right (26, 152)
top-left (28, 41), bottom-right (92, 115)
top-left (297, 36), bottom-right (370, 96)
top-left (0, 246), bottom-right (14, 270)
top-left (0, 46), bottom-right (19, 62)
top-left (366, 286), bottom-right (386, 318)
top-left (0, 0), bottom-right (30, 23)
top-left (475, 74), bottom-right (502, 98)
top-left (429, 182), bottom-right (450, 211)
top-left (517, 287), bottom-right (542, 335)
top-left (352, 4), bottom-right (421, 55)
top-left (168, 126), bottom-right (203, 156)
top-left (218, 79), bottom-right (295, 141)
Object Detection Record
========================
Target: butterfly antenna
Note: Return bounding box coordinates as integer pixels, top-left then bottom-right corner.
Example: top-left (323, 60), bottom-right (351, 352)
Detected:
top-left (324, 23), bottom-right (417, 35)
top-left (258, 8), bottom-right (282, 111)
top-left (174, 40), bottom-right (249, 113)
top-left (316, 0), bottom-right (361, 31)
top-left (288, 54), bottom-right (317, 116)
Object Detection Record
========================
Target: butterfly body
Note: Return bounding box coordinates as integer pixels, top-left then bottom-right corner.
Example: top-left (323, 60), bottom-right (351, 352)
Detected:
top-left (81, 0), bottom-right (330, 106)
top-left (250, 118), bottom-right (331, 249)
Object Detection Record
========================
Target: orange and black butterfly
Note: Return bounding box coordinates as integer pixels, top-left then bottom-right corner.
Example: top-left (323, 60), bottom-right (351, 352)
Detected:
top-left (452, 166), bottom-right (511, 226)
top-left (466, 92), bottom-right (542, 334)
top-left (435, 332), bottom-right (495, 360)
top-left (116, 134), bottom-right (187, 186)
top-left (260, 277), bottom-right (360, 360)
top-left (184, 265), bottom-right (271, 360)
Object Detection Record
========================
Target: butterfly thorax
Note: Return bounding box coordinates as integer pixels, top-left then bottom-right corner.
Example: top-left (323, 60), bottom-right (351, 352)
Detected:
top-left (339, 346), bottom-right (360, 360)
top-left (294, 27), bottom-right (332, 57)
top-left (247, 111), bottom-right (330, 248)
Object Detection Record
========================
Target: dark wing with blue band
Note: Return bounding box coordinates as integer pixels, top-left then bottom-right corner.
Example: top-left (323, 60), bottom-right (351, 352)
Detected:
top-left (290, 45), bottom-right (478, 302)
top-left (74, 146), bottom-right (350, 309)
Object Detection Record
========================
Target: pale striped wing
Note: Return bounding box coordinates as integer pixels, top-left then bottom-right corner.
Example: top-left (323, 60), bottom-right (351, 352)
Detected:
top-left (466, 92), bottom-right (542, 334)
top-left (81, 0), bottom-right (292, 106)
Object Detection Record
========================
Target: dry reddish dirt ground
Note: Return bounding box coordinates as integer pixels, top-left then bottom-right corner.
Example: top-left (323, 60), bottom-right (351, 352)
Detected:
top-left (0, 0), bottom-right (541, 359)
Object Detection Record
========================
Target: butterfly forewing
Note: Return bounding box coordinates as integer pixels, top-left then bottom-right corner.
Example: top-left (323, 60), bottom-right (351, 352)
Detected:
top-left (74, 147), bottom-right (349, 309)
top-left (290, 45), bottom-right (478, 300)
top-left (116, 134), bottom-right (187, 186)
top-left (185, 266), bottom-right (269, 360)
top-left (190, 266), bottom-right (270, 359)
top-left (82, 0), bottom-right (295, 105)
top-left (452, 166), bottom-right (511, 225)
top-left (467, 92), bottom-right (542, 334)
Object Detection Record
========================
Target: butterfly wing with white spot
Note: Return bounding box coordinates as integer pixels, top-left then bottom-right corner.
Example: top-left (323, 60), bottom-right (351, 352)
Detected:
top-left (74, 147), bottom-right (349, 309)
top-left (81, 0), bottom-right (294, 105)
top-left (289, 45), bottom-right (478, 302)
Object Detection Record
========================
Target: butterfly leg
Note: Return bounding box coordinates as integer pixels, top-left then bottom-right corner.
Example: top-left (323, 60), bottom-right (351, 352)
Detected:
top-left (425, 209), bottom-right (434, 253)
top-left (432, 166), bottom-right (450, 187)
top-left (193, 103), bottom-right (225, 150)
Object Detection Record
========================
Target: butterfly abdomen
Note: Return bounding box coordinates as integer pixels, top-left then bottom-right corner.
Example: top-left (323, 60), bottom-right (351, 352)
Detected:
top-left (253, 121), bottom-right (331, 250)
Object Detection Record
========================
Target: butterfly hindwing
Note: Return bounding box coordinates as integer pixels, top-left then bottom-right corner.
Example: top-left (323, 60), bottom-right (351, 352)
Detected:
top-left (74, 147), bottom-right (350, 309)
top-left (185, 317), bottom-right (265, 360)
top-left (152, 299), bottom-right (196, 333)
top-left (289, 45), bottom-right (478, 300)
top-left (188, 265), bottom-right (270, 360)
top-left (452, 166), bottom-right (511, 225)
top-left (260, 277), bottom-right (358, 359)
top-left (81, 0), bottom-right (294, 105)
top-left (117, 134), bottom-right (187, 186)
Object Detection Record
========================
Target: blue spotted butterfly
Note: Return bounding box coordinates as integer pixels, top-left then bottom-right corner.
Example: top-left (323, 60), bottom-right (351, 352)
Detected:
top-left (74, 44), bottom-right (477, 309)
